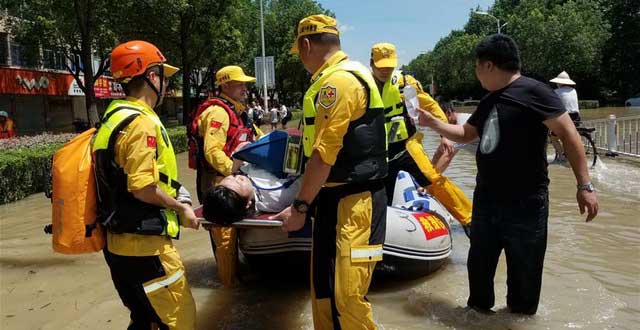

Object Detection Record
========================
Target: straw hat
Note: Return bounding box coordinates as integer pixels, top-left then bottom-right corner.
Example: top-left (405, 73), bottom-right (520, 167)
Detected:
top-left (550, 71), bottom-right (576, 85)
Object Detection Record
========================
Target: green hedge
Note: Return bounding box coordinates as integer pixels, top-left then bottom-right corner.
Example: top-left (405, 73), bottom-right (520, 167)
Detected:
top-left (0, 144), bottom-right (61, 204)
top-left (0, 126), bottom-right (189, 205)
top-left (579, 100), bottom-right (600, 109)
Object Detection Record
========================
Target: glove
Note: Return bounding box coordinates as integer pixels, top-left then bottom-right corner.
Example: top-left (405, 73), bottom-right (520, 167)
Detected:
top-left (176, 186), bottom-right (192, 206)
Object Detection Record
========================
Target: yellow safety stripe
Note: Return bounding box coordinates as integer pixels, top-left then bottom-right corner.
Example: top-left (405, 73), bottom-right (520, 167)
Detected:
top-left (143, 269), bottom-right (184, 294)
top-left (350, 244), bottom-right (384, 262)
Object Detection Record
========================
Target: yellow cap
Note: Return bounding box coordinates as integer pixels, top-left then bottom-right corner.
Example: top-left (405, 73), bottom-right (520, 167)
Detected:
top-left (371, 43), bottom-right (398, 68)
top-left (216, 65), bottom-right (256, 86)
top-left (162, 64), bottom-right (180, 78)
top-left (290, 14), bottom-right (340, 54)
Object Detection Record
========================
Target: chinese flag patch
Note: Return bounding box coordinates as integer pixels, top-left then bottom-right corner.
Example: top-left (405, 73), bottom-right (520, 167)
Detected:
top-left (146, 135), bottom-right (157, 148)
top-left (211, 121), bottom-right (222, 129)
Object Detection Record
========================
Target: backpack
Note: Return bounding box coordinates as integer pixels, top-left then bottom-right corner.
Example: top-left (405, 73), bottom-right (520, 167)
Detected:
top-left (48, 127), bottom-right (105, 254)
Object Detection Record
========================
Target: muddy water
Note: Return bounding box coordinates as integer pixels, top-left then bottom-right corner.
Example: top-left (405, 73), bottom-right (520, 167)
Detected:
top-left (1, 132), bottom-right (639, 330)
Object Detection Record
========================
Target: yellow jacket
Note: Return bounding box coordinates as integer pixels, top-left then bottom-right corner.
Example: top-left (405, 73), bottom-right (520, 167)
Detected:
top-left (197, 94), bottom-right (246, 176)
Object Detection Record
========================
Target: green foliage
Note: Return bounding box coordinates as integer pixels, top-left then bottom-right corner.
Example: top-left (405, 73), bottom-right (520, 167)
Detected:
top-left (167, 126), bottom-right (188, 153)
top-left (407, 0), bottom-right (618, 101)
top-left (0, 128), bottom-right (189, 204)
top-left (261, 0), bottom-right (333, 106)
top-left (599, 0), bottom-right (640, 101)
top-left (5, 0), bottom-right (117, 124)
top-left (509, 0), bottom-right (610, 96)
top-left (0, 144), bottom-right (61, 204)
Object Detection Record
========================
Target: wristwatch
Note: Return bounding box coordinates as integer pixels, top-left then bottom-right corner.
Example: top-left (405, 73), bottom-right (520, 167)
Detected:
top-left (292, 199), bottom-right (310, 214)
top-left (577, 182), bottom-right (595, 192)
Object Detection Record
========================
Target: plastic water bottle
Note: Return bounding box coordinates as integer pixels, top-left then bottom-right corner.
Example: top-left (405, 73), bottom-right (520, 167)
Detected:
top-left (403, 85), bottom-right (419, 119)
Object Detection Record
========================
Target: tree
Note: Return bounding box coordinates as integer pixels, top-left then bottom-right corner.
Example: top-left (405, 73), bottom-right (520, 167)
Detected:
top-left (5, 0), bottom-right (117, 125)
top-left (599, 0), bottom-right (640, 101)
top-left (406, 0), bottom-right (613, 101)
top-left (508, 0), bottom-right (610, 96)
top-left (260, 0), bottom-right (333, 107)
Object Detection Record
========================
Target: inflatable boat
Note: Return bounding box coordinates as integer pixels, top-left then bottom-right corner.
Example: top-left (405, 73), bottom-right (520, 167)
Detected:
top-left (200, 130), bottom-right (455, 278)
top-left (201, 170), bottom-right (454, 278)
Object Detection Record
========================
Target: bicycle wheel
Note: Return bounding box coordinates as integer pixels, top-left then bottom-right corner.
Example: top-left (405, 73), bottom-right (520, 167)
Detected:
top-left (581, 133), bottom-right (598, 168)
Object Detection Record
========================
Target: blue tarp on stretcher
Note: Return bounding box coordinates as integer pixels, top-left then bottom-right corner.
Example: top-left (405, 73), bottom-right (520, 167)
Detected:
top-left (233, 130), bottom-right (289, 178)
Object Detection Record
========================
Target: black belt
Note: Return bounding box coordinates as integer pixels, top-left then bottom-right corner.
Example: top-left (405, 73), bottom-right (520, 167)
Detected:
top-left (304, 117), bottom-right (315, 125)
top-left (159, 172), bottom-right (182, 191)
top-left (321, 179), bottom-right (385, 200)
top-left (383, 102), bottom-right (404, 115)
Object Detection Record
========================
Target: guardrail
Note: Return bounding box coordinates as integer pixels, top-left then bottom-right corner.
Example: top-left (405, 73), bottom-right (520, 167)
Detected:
top-left (581, 115), bottom-right (640, 157)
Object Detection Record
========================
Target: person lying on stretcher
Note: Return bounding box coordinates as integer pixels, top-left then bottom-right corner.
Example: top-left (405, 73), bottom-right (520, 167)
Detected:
top-left (201, 163), bottom-right (302, 226)
top-left (201, 129), bottom-right (472, 238)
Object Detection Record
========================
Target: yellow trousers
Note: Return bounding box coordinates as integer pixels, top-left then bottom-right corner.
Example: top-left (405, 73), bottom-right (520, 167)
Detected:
top-left (312, 183), bottom-right (386, 329)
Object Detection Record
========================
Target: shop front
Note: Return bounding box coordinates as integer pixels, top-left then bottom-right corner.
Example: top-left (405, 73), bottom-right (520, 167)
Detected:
top-left (0, 67), bottom-right (124, 135)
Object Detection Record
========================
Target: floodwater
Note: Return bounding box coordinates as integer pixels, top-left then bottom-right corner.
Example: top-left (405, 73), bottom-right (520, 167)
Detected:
top-left (1, 131), bottom-right (639, 330)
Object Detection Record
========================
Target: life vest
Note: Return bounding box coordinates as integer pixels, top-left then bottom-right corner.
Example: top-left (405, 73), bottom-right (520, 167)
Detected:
top-left (302, 60), bottom-right (387, 183)
top-left (188, 97), bottom-right (253, 170)
top-left (93, 99), bottom-right (181, 239)
top-left (0, 118), bottom-right (16, 139)
top-left (381, 70), bottom-right (417, 145)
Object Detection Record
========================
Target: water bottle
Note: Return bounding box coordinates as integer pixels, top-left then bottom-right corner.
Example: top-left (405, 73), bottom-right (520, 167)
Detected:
top-left (403, 85), bottom-right (419, 119)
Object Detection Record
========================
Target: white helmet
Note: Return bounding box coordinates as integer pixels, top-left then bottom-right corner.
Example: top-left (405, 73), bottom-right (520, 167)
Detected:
top-left (0, 111), bottom-right (8, 118)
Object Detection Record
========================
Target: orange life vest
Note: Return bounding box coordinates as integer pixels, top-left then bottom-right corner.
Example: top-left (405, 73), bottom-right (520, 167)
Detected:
top-left (188, 98), bottom-right (253, 170)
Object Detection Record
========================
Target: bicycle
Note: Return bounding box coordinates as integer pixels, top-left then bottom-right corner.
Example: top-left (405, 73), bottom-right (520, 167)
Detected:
top-left (576, 125), bottom-right (598, 168)
top-left (549, 122), bottom-right (598, 168)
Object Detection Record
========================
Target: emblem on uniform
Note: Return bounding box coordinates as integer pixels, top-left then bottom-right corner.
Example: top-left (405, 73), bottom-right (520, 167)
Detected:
top-left (392, 75), bottom-right (398, 85)
top-left (318, 85), bottom-right (337, 109)
top-left (146, 135), bottom-right (157, 148)
top-left (211, 120), bottom-right (222, 129)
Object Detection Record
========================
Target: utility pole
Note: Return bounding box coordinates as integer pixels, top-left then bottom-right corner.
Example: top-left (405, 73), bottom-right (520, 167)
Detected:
top-left (474, 11), bottom-right (508, 34)
top-left (259, 0), bottom-right (268, 111)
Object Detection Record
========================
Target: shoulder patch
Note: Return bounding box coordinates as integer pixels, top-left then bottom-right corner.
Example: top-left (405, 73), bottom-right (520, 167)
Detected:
top-left (211, 120), bottom-right (223, 129)
top-left (146, 135), bottom-right (157, 148)
top-left (318, 85), bottom-right (337, 109)
top-left (392, 75), bottom-right (398, 85)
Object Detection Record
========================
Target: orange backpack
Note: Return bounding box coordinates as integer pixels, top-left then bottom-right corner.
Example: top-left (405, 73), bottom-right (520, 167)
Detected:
top-left (49, 128), bottom-right (105, 254)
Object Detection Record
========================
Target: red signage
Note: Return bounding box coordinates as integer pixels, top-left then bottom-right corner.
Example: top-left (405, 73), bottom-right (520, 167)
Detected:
top-left (0, 67), bottom-right (124, 98)
top-left (412, 212), bottom-right (449, 240)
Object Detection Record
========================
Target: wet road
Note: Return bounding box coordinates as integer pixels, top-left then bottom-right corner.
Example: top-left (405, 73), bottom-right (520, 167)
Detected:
top-left (1, 130), bottom-right (639, 330)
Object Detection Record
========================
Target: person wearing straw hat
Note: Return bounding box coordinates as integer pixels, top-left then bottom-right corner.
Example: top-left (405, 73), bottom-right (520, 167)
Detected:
top-left (271, 14), bottom-right (387, 329)
top-left (550, 71), bottom-right (581, 123)
top-left (193, 65), bottom-right (257, 288)
top-left (549, 71), bottom-right (581, 161)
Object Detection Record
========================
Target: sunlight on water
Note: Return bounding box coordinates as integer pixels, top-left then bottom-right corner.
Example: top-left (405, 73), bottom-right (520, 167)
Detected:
top-left (592, 158), bottom-right (640, 198)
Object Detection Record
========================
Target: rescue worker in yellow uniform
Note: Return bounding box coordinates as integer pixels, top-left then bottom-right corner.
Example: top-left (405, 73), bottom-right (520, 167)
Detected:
top-left (371, 42), bottom-right (472, 235)
top-left (194, 65), bottom-right (256, 287)
top-left (93, 40), bottom-right (199, 330)
top-left (271, 15), bottom-right (387, 330)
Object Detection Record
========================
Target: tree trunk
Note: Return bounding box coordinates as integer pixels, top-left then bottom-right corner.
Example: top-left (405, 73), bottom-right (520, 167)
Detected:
top-left (81, 47), bottom-right (100, 125)
top-left (74, 0), bottom-right (100, 126)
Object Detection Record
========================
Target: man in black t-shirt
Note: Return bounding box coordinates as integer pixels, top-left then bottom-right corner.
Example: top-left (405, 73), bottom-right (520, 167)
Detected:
top-left (417, 34), bottom-right (598, 315)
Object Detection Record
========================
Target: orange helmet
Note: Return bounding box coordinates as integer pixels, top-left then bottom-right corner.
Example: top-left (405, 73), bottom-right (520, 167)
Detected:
top-left (110, 40), bottom-right (179, 83)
